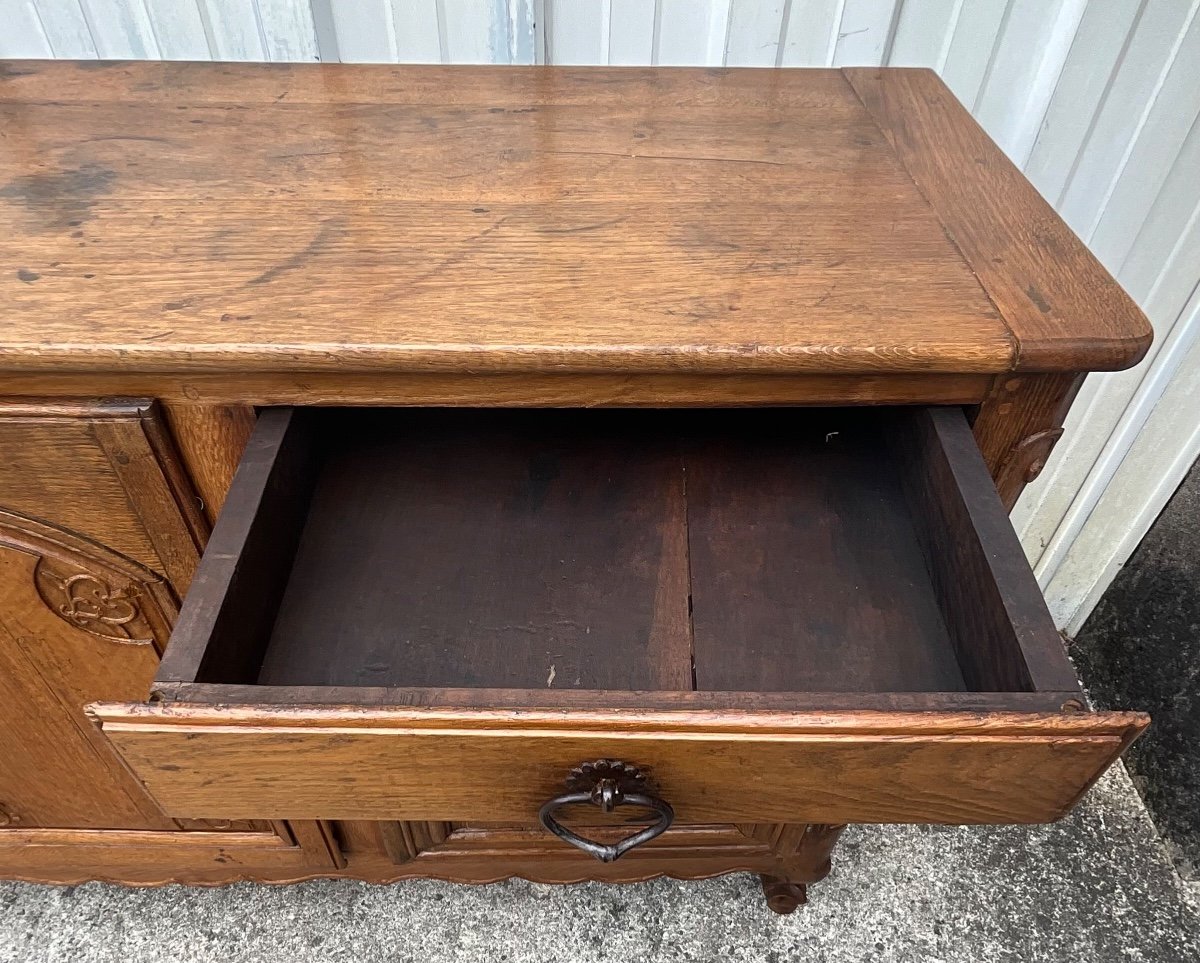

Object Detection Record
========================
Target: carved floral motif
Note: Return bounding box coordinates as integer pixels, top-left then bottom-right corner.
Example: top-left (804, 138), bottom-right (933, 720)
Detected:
top-left (0, 508), bottom-right (176, 649)
top-left (34, 569), bottom-right (153, 644)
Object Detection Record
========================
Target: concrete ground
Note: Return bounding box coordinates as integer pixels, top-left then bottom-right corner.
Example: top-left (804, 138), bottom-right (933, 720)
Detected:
top-left (1072, 459), bottom-right (1200, 884)
top-left (1, 767), bottom-right (1197, 963)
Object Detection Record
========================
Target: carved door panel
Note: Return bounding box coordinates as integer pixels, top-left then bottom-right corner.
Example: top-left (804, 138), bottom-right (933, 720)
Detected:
top-left (0, 518), bottom-right (176, 829)
top-left (0, 404), bottom-right (267, 827)
top-left (0, 400), bottom-right (200, 831)
top-left (0, 401), bottom-right (346, 878)
top-left (0, 400), bottom-right (207, 594)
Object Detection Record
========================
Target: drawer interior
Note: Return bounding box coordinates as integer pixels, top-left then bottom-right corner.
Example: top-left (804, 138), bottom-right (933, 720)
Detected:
top-left (156, 406), bottom-right (1083, 709)
top-left (105, 405), bottom-right (1140, 827)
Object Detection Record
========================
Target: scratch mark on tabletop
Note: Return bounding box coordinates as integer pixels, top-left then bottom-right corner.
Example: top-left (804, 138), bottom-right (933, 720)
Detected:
top-left (272, 149), bottom-right (339, 160)
top-left (246, 219), bottom-right (343, 287)
top-left (82, 135), bottom-right (171, 146)
top-left (402, 215), bottom-right (512, 287)
top-left (544, 149), bottom-right (787, 167)
top-left (537, 215), bottom-right (628, 235)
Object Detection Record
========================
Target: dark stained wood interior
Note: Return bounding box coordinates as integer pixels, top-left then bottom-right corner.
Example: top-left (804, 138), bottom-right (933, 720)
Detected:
top-left (170, 406), bottom-right (1069, 698)
top-left (258, 410), bottom-right (692, 691)
top-left (685, 411), bottom-right (965, 692)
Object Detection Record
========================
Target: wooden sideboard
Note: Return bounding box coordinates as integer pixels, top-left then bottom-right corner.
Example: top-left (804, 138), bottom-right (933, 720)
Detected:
top-left (0, 61), bottom-right (1151, 911)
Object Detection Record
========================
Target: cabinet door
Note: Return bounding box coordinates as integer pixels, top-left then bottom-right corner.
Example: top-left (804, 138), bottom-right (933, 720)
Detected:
top-left (0, 400), bottom-right (202, 830)
top-left (0, 400), bottom-right (342, 879)
top-left (0, 512), bottom-right (177, 829)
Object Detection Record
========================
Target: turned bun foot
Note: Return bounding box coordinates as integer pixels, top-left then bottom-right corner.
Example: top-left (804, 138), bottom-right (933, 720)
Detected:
top-left (760, 874), bottom-right (807, 914)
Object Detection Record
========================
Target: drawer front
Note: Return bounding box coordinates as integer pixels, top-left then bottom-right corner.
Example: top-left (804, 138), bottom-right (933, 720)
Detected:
top-left (93, 704), bottom-right (1143, 826)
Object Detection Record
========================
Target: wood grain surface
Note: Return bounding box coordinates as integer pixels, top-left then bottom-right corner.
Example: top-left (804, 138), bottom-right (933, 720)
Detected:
top-left (888, 407), bottom-right (1083, 694)
top-left (0, 372), bottom-right (996, 408)
top-left (155, 408), bottom-right (318, 686)
top-left (0, 61), bottom-right (1144, 379)
top-left (258, 410), bottom-right (692, 691)
top-left (0, 826), bottom-right (325, 876)
top-left (685, 410), bottom-right (965, 693)
top-left (91, 703), bottom-right (1146, 825)
top-left (148, 683), bottom-right (1090, 714)
top-left (971, 373), bottom-right (1083, 509)
top-left (0, 401), bottom-right (177, 575)
top-left (844, 68), bottom-right (1151, 372)
top-left (0, 821), bottom-right (822, 888)
top-left (0, 542), bottom-right (173, 830)
top-left (160, 404), bottom-right (256, 526)
top-left (0, 399), bottom-right (205, 588)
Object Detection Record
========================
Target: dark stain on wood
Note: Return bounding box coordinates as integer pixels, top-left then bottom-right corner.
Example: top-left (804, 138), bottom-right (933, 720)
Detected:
top-left (1026, 284), bottom-right (1052, 315)
top-left (0, 164), bottom-right (116, 232)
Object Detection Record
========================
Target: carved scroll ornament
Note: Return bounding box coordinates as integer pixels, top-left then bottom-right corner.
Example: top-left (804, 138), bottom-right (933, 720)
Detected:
top-left (34, 566), bottom-right (153, 645)
top-left (0, 508), bottom-right (176, 651)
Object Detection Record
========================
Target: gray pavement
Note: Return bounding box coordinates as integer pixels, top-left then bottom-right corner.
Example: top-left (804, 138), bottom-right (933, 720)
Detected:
top-left (1, 767), bottom-right (1197, 963)
top-left (1073, 460), bottom-right (1200, 884)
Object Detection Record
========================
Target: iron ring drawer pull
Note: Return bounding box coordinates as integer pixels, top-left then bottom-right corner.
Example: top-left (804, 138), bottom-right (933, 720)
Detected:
top-left (537, 760), bottom-right (674, 863)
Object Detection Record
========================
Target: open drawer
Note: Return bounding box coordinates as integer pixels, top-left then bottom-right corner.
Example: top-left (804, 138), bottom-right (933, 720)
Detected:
top-left (92, 407), bottom-right (1145, 828)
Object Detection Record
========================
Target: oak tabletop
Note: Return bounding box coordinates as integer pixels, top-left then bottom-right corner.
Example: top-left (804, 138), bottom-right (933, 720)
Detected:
top-left (0, 61), bottom-right (1149, 377)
